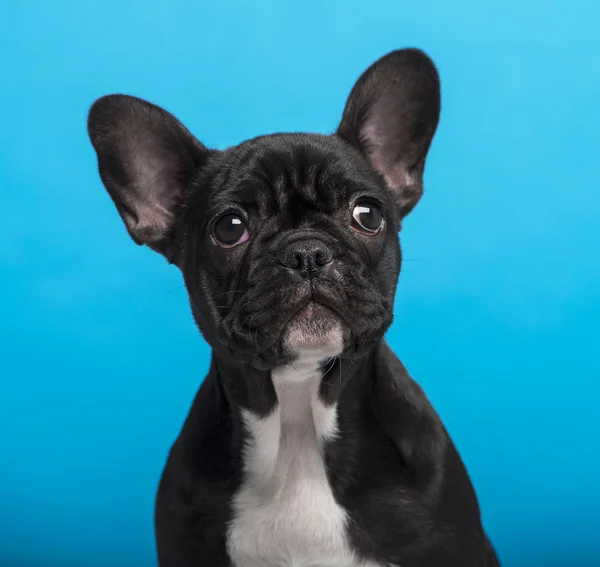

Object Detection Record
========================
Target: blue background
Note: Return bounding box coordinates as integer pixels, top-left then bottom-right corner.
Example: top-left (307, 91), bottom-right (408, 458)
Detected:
top-left (1, 1), bottom-right (599, 566)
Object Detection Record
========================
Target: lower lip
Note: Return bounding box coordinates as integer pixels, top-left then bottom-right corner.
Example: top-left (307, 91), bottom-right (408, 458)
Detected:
top-left (302, 302), bottom-right (316, 316)
top-left (297, 300), bottom-right (333, 319)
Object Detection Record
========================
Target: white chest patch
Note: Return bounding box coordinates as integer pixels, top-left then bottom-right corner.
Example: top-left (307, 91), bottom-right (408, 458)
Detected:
top-left (227, 360), bottom-right (385, 567)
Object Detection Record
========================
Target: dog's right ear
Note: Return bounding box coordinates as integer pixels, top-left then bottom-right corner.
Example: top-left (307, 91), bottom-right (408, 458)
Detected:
top-left (87, 95), bottom-right (210, 261)
top-left (337, 49), bottom-right (441, 223)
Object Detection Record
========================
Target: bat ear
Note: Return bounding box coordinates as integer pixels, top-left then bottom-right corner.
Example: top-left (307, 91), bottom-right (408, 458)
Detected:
top-left (87, 94), bottom-right (210, 259)
top-left (337, 49), bottom-right (441, 221)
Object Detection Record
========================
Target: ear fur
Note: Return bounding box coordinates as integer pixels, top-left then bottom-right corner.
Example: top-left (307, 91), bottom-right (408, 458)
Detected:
top-left (87, 94), bottom-right (210, 260)
top-left (337, 48), bottom-right (441, 220)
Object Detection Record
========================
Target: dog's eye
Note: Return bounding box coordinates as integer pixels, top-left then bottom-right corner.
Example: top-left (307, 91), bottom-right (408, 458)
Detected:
top-left (213, 214), bottom-right (250, 248)
top-left (351, 201), bottom-right (383, 235)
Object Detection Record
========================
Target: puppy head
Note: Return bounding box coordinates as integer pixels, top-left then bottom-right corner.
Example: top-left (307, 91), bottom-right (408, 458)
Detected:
top-left (88, 49), bottom-right (440, 370)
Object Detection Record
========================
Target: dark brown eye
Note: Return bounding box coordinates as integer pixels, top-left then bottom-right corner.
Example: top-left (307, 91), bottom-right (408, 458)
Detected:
top-left (213, 214), bottom-right (249, 248)
top-left (351, 201), bottom-right (383, 234)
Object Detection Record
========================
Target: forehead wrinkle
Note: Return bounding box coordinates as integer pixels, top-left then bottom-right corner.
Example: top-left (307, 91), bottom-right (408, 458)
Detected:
top-left (280, 160), bottom-right (334, 225)
top-left (275, 147), bottom-right (340, 216)
top-left (243, 147), bottom-right (296, 212)
top-left (215, 146), bottom-right (277, 217)
top-left (226, 134), bottom-right (384, 222)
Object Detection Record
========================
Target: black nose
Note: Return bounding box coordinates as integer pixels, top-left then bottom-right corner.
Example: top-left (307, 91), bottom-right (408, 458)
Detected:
top-left (279, 239), bottom-right (333, 279)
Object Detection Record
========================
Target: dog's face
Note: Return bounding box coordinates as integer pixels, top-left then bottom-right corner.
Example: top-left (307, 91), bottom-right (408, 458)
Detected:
top-left (183, 134), bottom-right (401, 369)
top-left (88, 49), bottom-right (440, 370)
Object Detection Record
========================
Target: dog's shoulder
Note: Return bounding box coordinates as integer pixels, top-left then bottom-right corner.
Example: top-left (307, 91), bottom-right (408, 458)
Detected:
top-left (371, 340), bottom-right (448, 489)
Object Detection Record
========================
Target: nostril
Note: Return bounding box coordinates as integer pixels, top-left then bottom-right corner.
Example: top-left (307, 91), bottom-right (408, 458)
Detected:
top-left (279, 249), bottom-right (302, 269)
top-left (315, 248), bottom-right (332, 267)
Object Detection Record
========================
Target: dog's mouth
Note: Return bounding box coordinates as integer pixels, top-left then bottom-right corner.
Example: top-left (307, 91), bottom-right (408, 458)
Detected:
top-left (222, 274), bottom-right (387, 368)
top-left (283, 292), bottom-right (345, 359)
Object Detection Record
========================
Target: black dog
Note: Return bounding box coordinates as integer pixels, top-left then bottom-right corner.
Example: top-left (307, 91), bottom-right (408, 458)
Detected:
top-left (88, 48), bottom-right (500, 567)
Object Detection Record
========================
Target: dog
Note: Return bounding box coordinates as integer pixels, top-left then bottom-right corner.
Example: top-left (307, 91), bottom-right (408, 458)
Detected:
top-left (88, 48), bottom-right (500, 567)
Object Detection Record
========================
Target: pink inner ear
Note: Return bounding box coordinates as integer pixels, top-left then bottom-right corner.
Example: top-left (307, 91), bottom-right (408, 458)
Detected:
top-left (124, 201), bottom-right (174, 244)
top-left (361, 118), bottom-right (426, 220)
top-left (373, 156), bottom-right (415, 193)
top-left (122, 151), bottom-right (184, 242)
top-left (362, 122), bottom-right (413, 190)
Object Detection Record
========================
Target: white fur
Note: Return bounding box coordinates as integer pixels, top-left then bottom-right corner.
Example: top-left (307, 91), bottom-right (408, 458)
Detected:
top-left (227, 360), bottom-right (386, 567)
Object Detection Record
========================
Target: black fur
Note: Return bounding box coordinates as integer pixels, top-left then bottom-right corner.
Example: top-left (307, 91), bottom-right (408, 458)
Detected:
top-left (88, 48), bottom-right (500, 566)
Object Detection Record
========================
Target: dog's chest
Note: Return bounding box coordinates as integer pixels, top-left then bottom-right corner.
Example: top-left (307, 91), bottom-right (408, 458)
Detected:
top-left (227, 363), bottom-right (383, 567)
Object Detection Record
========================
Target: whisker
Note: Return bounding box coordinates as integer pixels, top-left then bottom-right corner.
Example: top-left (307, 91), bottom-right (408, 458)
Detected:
top-left (320, 356), bottom-right (339, 387)
top-left (319, 356), bottom-right (338, 383)
top-left (290, 360), bottom-right (313, 380)
top-left (213, 290), bottom-right (247, 298)
top-left (164, 284), bottom-right (187, 296)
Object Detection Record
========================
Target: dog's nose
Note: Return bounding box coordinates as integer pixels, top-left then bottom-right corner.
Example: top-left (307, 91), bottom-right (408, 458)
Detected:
top-left (279, 239), bottom-right (333, 279)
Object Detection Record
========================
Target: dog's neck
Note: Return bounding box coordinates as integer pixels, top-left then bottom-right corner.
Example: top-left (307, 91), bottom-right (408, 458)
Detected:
top-left (212, 346), bottom-right (377, 420)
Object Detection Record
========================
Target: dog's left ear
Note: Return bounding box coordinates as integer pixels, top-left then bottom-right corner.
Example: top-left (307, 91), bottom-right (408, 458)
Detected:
top-left (337, 48), bottom-right (441, 221)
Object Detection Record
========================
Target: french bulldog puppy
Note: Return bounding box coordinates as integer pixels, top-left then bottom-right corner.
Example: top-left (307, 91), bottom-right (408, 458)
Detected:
top-left (88, 48), bottom-right (500, 567)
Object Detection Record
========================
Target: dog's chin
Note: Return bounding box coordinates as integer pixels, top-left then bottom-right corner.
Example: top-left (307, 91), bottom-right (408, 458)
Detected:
top-left (283, 301), bottom-right (344, 362)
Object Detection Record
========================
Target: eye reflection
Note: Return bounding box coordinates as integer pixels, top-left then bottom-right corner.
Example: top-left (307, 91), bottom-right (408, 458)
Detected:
top-left (213, 214), bottom-right (250, 248)
top-left (351, 201), bottom-right (383, 234)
